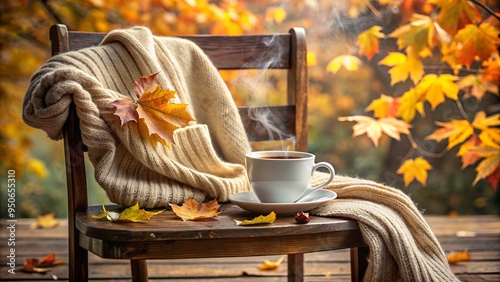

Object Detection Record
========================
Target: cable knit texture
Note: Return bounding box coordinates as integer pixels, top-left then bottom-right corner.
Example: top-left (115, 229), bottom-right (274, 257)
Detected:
top-left (23, 26), bottom-right (252, 208)
top-left (310, 173), bottom-right (459, 282)
top-left (23, 26), bottom-right (458, 281)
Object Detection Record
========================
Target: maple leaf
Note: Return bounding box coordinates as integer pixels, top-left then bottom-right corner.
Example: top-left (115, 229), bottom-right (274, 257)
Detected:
top-left (365, 94), bottom-right (400, 118)
top-left (110, 73), bottom-right (195, 146)
top-left (326, 55), bottom-right (362, 73)
top-left (472, 112), bottom-right (500, 148)
top-left (457, 135), bottom-right (482, 169)
top-left (429, 0), bottom-right (482, 36)
top-left (338, 116), bottom-right (410, 147)
top-left (415, 74), bottom-right (459, 110)
top-left (470, 145), bottom-right (500, 186)
top-left (234, 212), bottom-right (276, 226)
top-left (91, 203), bottom-right (164, 222)
top-left (258, 255), bottom-right (285, 271)
top-left (169, 198), bottom-right (221, 221)
top-left (265, 7), bottom-right (287, 24)
top-left (397, 157), bottom-right (432, 187)
top-left (397, 88), bottom-right (425, 123)
top-left (426, 119), bottom-right (474, 150)
top-left (457, 74), bottom-right (498, 100)
top-left (31, 213), bottom-right (60, 229)
top-left (482, 57), bottom-right (500, 85)
top-left (21, 253), bottom-right (64, 273)
top-left (447, 250), bottom-right (472, 264)
top-left (356, 25), bottom-right (384, 61)
top-left (389, 14), bottom-right (449, 58)
top-left (379, 52), bottom-right (424, 85)
top-left (452, 23), bottom-right (500, 68)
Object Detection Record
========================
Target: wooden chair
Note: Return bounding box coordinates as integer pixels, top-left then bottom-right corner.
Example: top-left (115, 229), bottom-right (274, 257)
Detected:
top-left (50, 23), bottom-right (368, 282)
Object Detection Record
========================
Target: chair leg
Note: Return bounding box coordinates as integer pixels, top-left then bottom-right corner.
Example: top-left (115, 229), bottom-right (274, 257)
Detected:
top-left (287, 253), bottom-right (304, 282)
top-left (350, 247), bottom-right (369, 282)
top-left (69, 224), bottom-right (88, 281)
top-left (131, 259), bottom-right (148, 282)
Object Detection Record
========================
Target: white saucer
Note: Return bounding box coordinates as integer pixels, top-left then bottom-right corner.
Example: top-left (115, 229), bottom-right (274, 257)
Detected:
top-left (229, 189), bottom-right (337, 215)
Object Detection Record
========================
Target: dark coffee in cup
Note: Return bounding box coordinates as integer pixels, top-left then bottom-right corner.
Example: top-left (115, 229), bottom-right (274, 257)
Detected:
top-left (261, 156), bottom-right (303, 160)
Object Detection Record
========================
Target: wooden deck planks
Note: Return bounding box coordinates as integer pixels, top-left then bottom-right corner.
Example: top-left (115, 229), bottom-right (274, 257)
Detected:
top-left (1, 216), bottom-right (499, 281)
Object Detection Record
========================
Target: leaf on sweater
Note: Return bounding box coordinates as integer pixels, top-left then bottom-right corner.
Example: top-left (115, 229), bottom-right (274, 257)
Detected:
top-left (169, 198), bottom-right (221, 221)
top-left (234, 212), bottom-right (276, 225)
top-left (110, 73), bottom-right (195, 146)
top-left (91, 203), bottom-right (164, 222)
top-left (396, 157), bottom-right (432, 187)
top-left (447, 250), bottom-right (471, 264)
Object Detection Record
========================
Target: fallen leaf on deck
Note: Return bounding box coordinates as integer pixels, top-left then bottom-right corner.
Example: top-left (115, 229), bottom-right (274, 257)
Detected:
top-left (169, 198), bottom-right (221, 221)
top-left (31, 213), bottom-right (60, 229)
top-left (234, 212), bottom-right (276, 226)
top-left (21, 253), bottom-right (64, 273)
top-left (91, 203), bottom-right (164, 222)
top-left (447, 250), bottom-right (471, 264)
top-left (258, 255), bottom-right (285, 270)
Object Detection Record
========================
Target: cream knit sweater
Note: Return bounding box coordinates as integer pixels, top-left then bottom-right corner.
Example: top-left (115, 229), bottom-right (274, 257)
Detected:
top-left (24, 27), bottom-right (458, 281)
top-left (23, 26), bottom-right (252, 208)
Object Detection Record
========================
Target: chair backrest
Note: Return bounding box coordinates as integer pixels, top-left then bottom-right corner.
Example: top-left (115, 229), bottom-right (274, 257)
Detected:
top-left (49, 24), bottom-right (308, 214)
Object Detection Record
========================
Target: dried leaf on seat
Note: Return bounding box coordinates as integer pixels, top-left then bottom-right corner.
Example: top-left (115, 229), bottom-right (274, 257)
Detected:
top-left (169, 198), bottom-right (221, 221)
top-left (234, 212), bottom-right (276, 226)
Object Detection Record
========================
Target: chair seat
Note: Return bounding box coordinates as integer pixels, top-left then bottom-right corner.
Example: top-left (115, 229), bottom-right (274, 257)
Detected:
top-left (76, 204), bottom-right (364, 260)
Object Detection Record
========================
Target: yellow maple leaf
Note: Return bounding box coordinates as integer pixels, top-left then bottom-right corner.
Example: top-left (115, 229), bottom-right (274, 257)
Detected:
top-left (356, 25), bottom-right (384, 60)
top-left (234, 211), bottom-right (276, 226)
top-left (472, 112), bottom-right (500, 148)
top-left (170, 198), bottom-right (221, 221)
top-left (397, 157), bottom-right (432, 187)
top-left (426, 119), bottom-right (474, 150)
top-left (397, 88), bottom-right (425, 123)
top-left (32, 213), bottom-right (60, 229)
top-left (379, 52), bottom-right (424, 85)
top-left (389, 14), bottom-right (447, 58)
top-left (338, 116), bottom-right (410, 147)
top-left (365, 94), bottom-right (400, 118)
top-left (415, 74), bottom-right (459, 110)
top-left (258, 255), bottom-right (285, 271)
top-left (91, 203), bottom-right (164, 222)
top-left (430, 0), bottom-right (482, 36)
top-left (265, 7), bottom-right (287, 24)
top-left (326, 55), bottom-right (362, 73)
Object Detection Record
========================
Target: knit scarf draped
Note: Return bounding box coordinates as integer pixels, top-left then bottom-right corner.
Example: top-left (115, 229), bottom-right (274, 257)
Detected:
top-left (23, 26), bottom-right (458, 281)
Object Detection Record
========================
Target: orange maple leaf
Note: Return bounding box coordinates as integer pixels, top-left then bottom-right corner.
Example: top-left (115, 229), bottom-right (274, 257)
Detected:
top-left (338, 115), bottom-right (410, 147)
top-left (457, 135), bottom-right (482, 169)
top-left (470, 145), bottom-right (500, 186)
top-left (22, 253), bottom-right (64, 273)
top-left (452, 23), bottom-right (500, 68)
top-left (482, 57), bottom-right (500, 85)
top-left (415, 74), bottom-right (459, 110)
top-left (430, 0), bottom-right (482, 36)
top-left (397, 157), bottom-right (433, 187)
top-left (379, 51), bottom-right (424, 85)
top-left (170, 198), bottom-right (221, 221)
top-left (447, 250), bottom-right (472, 264)
top-left (356, 25), bottom-right (384, 61)
top-left (365, 94), bottom-right (400, 118)
top-left (110, 73), bottom-right (195, 146)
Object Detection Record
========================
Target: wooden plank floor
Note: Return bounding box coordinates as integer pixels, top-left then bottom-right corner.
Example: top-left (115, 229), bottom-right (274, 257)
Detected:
top-left (1, 215), bottom-right (499, 281)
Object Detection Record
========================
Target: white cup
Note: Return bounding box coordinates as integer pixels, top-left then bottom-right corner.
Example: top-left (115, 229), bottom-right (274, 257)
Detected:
top-left (245, 151), bottom-right (335, 203)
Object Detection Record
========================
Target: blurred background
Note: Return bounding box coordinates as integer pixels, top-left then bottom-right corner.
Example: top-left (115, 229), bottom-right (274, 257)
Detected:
top-left (1, 0), bottom-right (499, 218)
